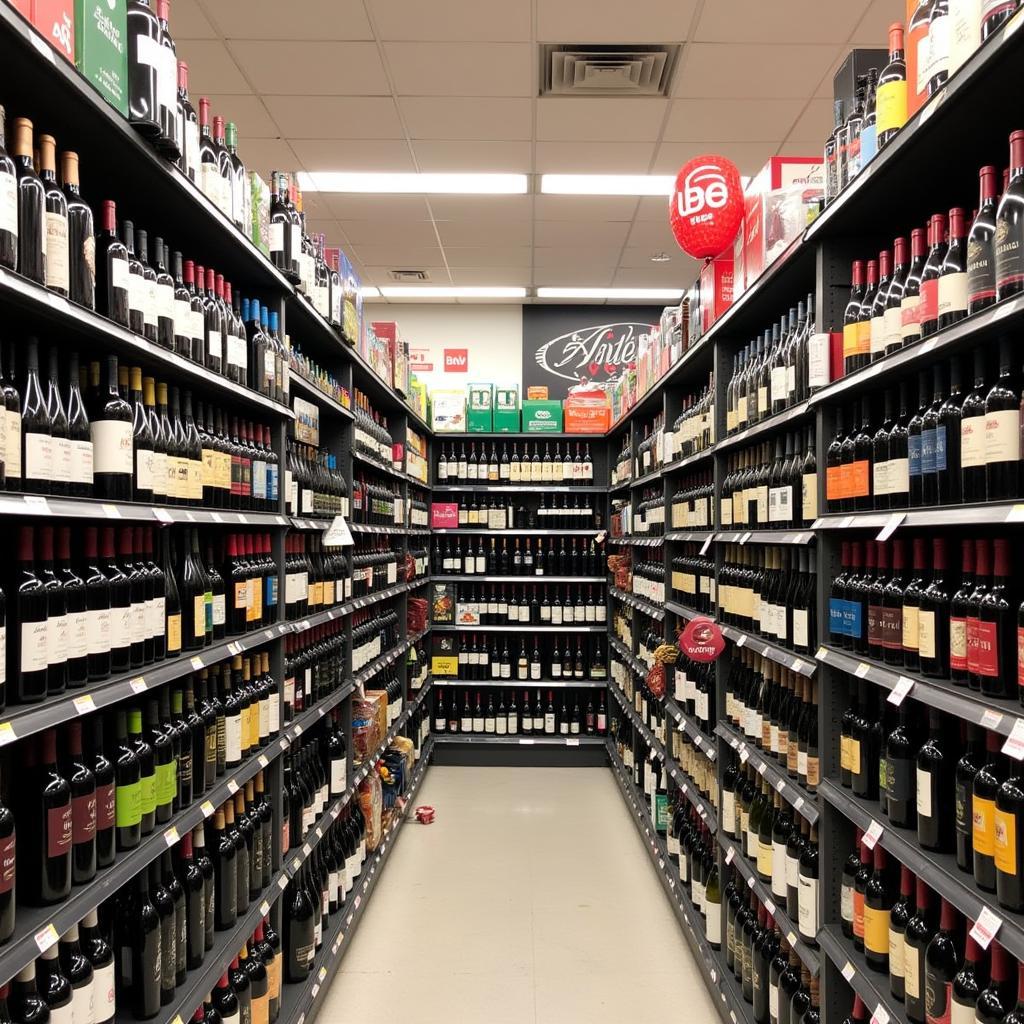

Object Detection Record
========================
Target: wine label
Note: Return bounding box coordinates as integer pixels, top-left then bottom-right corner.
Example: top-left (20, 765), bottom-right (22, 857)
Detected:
top-left (0, 171), bottom-right (16, 237)
top-left (938, 270), bottom-right (968, 318)
top-left (47, 802), bottom-right (73, 857)
top-left (876, 78), bottom-right (908, 135)
top-left (960, 414), bottom-right (986, 467)
top-left (926, 13), bottom-right (950, 83)
top-left (994, 807), bottom-right (1017, 874)
top-left (973, 795), bottom-right (996, 855)
top-left (45, 211), bottom-right (70, 292)
top-left (984, 408), bottom-right (1021, 464)
top-left (20, 618), bottom-right (48, 672)
top-left (90, 419), bottom-right (133, 475)
top-left (24, 430), bottom-right (53, 484)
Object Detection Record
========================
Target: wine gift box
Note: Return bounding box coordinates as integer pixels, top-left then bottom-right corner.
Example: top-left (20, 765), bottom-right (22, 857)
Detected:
top-left (32, 0), bottom-right (74, 62)
top-left (73, 0), bottom-right (127, 113)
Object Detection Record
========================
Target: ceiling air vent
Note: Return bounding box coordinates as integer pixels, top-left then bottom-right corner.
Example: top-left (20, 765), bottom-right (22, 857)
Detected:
top-left (541, 44), bottom-right (681, 97)
top-left (388, 269), bottom-right (431, 282)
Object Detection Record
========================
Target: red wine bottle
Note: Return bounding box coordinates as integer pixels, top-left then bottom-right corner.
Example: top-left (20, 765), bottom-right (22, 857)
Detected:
top-left (63, 720), bottom-right (96, 885)
top-left (996, 130), bottom-right (1024, 301)
top-left (900, 226), bottom-right (927, 347)
top-left (938, 206), bottom-right (968, 329)
top-left (968, 166), bottom-right (1000, 314)
top-left (904, 877), bottom-right (935, 1022)
top-left (24, 729), bottom-right (72, 904)
top-left (0, 761), bottom-right (13, 944)
top-left (976, 941), bottom-right (1015, 1024)
top-left (10, 118), bottom-right (44, 284)
top-left (919, 212), bottom-right (948, 337)
top-left (923, 898), bottom-right (960, 1024)
top-left (0, 107), bottom-right (17, 272)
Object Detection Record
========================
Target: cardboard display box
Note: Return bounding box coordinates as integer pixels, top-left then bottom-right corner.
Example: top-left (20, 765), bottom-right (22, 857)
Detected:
top-left (699, 257), bottom-right (734, 332)
top-left (34, 0), bottom-right (74, 61)
top-left (467, 383), bottom-right (493, 432)
top-left (430, 389), bottom-right (467, 432)
top-left (522, 399), bottom-right (563, 432)
top-left (74, 0), bottom-right (125, 112)
top-left (494, 386), bottom-right (520, 432)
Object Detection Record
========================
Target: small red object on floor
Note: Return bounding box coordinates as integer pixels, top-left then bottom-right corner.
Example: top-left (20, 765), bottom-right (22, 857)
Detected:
top-left (415, 805), bottom-right (435, 824)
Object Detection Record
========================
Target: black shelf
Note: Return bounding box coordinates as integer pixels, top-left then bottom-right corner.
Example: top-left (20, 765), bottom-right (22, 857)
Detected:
top-left (609, 586), bottom-right (666, 620)
top-left (820, 778), bottom-right (1024, 962)
top-left (665, 530), bottom-right (716, 543)
top-left (435, 432), bottom-right (606, 440)
top-left (663, 449), bottom-right (715, 475)
top-left (717, 833), bottom-right (819, 975)
top-left (664, 697), bottom-right (717, 762)
top-left (715, 400), bottom-right (812, 453)
top-left (432, 678), bottom-right (607, 689)
top-left (715, 722), bottom-right (818, 825)
top-left (431, 484), bottom-right (607, 494)
top-left (715, 529), bottom-right (815, 546)
top-left (813, 500), bottom-right (1024, 532)
top-left (816, 644), bottom-right (1020, 736)
top-left (429, 574), bottom-right (605, 584)
top-left (817, 925), bottom-right (911, 1024)
top-left (665, 600), bottom-right (709, 623)
top-left (609, 635), bottom-right (649, 679)
top-left (607, 535), bottom-right (664, 546)
top-left (431, 624), bottom-right (605, 633)
top-left (433, 734), bottom-right (605, 747)
top-left (288, 372), bottom-right (354, 420)
top-left (431, 528), bottom-right (602, 536)
top-left (721, 625), bottom-right (817, 677)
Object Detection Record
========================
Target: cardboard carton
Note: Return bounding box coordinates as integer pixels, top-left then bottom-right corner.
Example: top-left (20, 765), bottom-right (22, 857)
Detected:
top-left (699, 257), bottom-right (734, 332)
top-left (74, 0), bottom-right (125, 112)
top-left (494, 386), bottom-right (520, 432)
top-left (33, 0), bottom-right (74, 61)
top-left (522, 399), bottom-right (563, 432)
top-left (430, 389), bottom-right (467, 432)
top-left (467, 383), bottom-right (493, 432)
top-left (526, 386), bottom-right (548, 400)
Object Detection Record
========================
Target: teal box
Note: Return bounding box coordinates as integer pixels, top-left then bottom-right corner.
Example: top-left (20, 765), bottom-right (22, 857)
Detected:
top-left (75, 0), bottom-right (128, 116)
top-left (467, 383), bottom-right (493, 432)
top-left (522, 400), bottom-right (563, 432)
top-left (494, 386), bottom-right (520, 432)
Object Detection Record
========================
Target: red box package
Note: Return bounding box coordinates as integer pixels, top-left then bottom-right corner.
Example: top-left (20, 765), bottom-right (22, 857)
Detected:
top-left (32, 0), bottom-right (74, 62)
top-left (9, 0), bottom-right (31, 18)
top-left (699, 256), bottom-right (734, 332)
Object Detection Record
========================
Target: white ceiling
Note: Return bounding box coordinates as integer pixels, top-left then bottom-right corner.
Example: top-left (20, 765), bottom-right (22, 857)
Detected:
top-left (173, 0), bottom-right (901, 300)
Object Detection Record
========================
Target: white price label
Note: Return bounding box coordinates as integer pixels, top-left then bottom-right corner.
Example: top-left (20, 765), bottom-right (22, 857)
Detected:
top-left (190, 656), bottom-right (204, 670)
top-left (863, 819), bottom-right (884, 849)
top-left (871, 1007), bottom-right (890, 1024)
top-left (1003, 719), bottom-right (1024, 761)
top-left (129, 677), bottom-right (147, 693)
top-left (981, 709), bottom-right (1005, 731)
top-left (970, 906), bottom-right (1003, 950)
top-left (34, 924), bottom-right (59, 953)
top-left (164, 826), bottom-right (179, 847)
top-left (887, 676), bottom-right (915, 706)
top-left (153, 507), bottom-right (174, 523)
top-left (855, 662), bottom-right (870, 678)
top-left (840, 961), bottom-right (855, 982)
top-left (260, 900), bottom-right (271, 915)
top-left (73, 694), bottom-right (96, 715)
top-left (700, 535), bottom-right (714, 555)
top-left (876, 512), bottom-right (905, 541)
top-left (200, 800), bottom-right (215, 818)
top-left (736, 633), bottom-right (747, 648)
top-left (227, 779), bottom-right (239, 795)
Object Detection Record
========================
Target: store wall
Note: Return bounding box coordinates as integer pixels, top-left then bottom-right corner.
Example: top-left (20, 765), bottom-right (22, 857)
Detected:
top-left (363, 303), bottom-right (523, 391)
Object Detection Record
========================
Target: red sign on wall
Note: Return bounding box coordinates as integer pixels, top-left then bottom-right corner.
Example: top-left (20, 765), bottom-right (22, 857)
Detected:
top-left (430, 502), bottom-right (459, 528)
top-left (444, 348), bottom-right (468, 372)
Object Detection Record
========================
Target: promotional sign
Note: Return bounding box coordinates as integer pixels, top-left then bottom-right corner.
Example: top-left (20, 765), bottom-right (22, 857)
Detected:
top-left (430, 502), bottom-right (459, 529)
top-left (669, 154), bottom-right (744, 260)
top-left (444, 348), bottom-right (469, 372)
top-left (678, 617), bottom-right (726, 663)
top-left (522, 305), bottom-right (659, 400)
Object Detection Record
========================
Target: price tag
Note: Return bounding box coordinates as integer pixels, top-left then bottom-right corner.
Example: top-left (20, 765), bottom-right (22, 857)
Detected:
top-left (871, 1006), bottom-right (891, 1024)
top-left (747, 875), bottom-right (756, 889)
top-left (970, 906), bottom-right (1004, 949)
top-left (227, 779), bottom-right (239, 795)
top-left (153, 507), bottom-right (174, 523)
top-left (318, 966), bottom-right (327, 982)
top-left (302, 843), bottom-right (312, 857)
top-left (311, 984), bottom-right (319, 999)
top-left (1006, 504), bottom-right (1024, 523)
top-left (171, 1016), bottom-right (183, 1024)
top-left (855, 662), bottom-right (870, 678)
top-left (876, 512), bottom-right (905, 541)
top-left (776, 778), bottom-right (786, 793)
top-left (260, 900), bottom-right (271, 916)
top-left (210, 512), bottom-right (223, 523)
top-left (736, 633), bottom-right (747, 648)
top-left (863, 819), bottom-right (884, 849)
top-left (764, 900), bottom-right (775, 916)
top-left (794, 797), bottom-right (804, 812)
top-left (355, 895), bottom-right (362, 908)
top-left (200, 800), bottom-right (215, 818)
top-left (519, 739), bottom-right (535, 745)
top-left (291, 857), bottom-right (302, 872)
top-left (277, 875), bottom-right (289, 890)
top-left (981, 708), bottom-right (1005, 731)
top-left (1003, 719), bottom-right (1024, 761)
top-left (23, 495), bottom-right (50, 514)
top-left (73, 694), bottom-right (96, 715)
top-left (129, 677), bottom-right (147, 693)
top-left (190, 656), bottom-right (204, 670)
top-left (739, 747), bottom-right (749, 764)
top-left (101, 503), bottom-right (122, 519)
top-left (324, 515), bottom-right (354, 548)
top-left (887, 676), bottom-right (915, 706)
top-left (841, 961), bottom-right (856, 982)
top-left (725, 846), bottom-right (735, 865)
top-left (227, 642), bottom-right (241, 656)
top-left (567, 738), bottom-right (580, 746)
top-left (740, 532), bottom-right (751, 546)
top-left (34, 924), bottom-right (59, 953)
top-left (700, 535), bottom-right (714, 555)
top-left (815, 647), bottom-right (826, 661)
top-left (0, 723), bottom-right (17, 747)
top-left (757, 761), bottom-right (767, 776)
top-left (164, 826), bottom-right (179, 846)
top-left (786, 930), bottom-right (798, 947)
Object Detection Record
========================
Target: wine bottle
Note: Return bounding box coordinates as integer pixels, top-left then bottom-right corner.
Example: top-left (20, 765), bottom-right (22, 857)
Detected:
top-left (90, 355), bottom-right (133, 501)
top-left (996, 130), bottom-right (1024, 301)
top-left (22, 729), bottom-right (72, 904)
top-left (968, 166), bottom-right (1000, 314)
top-left (60, 152), bottom-right (95, 309)
top-left (904, 878), bottom-right (935, 1023)
top-left (0, 106), bottom-right (17, 272)
top-left (10, 118), bottom-right (44, 284)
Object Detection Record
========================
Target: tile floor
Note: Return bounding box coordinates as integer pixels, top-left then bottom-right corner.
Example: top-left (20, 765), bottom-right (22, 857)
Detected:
top-left (318, 766), bottom-right (720, 1023)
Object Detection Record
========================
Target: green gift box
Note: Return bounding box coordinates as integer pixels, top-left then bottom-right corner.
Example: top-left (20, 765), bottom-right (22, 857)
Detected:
top-left (75, 0), bottom-right (128, 115)
top-left (467, 383), bottom-right (493, 432)
top-left (522, 400), bottom-right (563, 432)
top-left (494, 386), bottom-right (520, 432)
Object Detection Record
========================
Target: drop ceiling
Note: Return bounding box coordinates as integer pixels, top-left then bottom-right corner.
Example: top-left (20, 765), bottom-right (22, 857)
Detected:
top-left (173, 0), bottom-right (901, 301)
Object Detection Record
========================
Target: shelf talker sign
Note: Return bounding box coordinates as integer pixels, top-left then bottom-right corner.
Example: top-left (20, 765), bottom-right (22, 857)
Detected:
top-left (679, 617), bottom-right (726, 663)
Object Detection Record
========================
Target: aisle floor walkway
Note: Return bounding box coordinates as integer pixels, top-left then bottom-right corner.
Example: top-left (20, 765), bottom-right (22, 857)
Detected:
top-left (320, 766), bottom-right (720, 1023)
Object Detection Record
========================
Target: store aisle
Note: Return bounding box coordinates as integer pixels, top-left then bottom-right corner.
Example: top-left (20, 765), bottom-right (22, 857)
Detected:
top-left (320, 766), bottom-right (719, 1024)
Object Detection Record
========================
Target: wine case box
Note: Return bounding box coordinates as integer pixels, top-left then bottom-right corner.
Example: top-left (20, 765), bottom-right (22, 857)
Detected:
top-left (832, 47), bottom-right (887, 121)
top-left (430, 389), bottom-right (467, 432)
top-left (467, 383), bottom-right (493, 432)
top-left (431, 634), bottom-right (458, 678)
top-left (699, 256), bottom-right (734, 332)
top-left (522, 400), bottom-right (563, 432)
top-left (33, 0), bottom-right (74, 62)
top-left (73, 0), bottom-right (124, 113)
top-left (494, 386), bottom-right (520, 432)
top-left (8, 0), bottom-right (31, 18)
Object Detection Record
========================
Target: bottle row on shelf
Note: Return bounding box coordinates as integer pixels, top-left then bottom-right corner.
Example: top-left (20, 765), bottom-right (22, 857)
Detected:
top-left (431, 535), bottom-right (605, 578)
top-left (436, 440), bottom-right (595, 486)
top-left (432, 687), bottom-right (606, 737)
top-left (437, 494), bottom-right (604, 532)
top-left (437, 634), bottom-right (608, 684)
top-left (438, 582), bottom-right (607, 628)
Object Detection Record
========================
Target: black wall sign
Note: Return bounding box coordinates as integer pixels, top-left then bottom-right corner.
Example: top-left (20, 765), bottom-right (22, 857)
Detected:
top-left (522, 305), bottom-right (661, 400)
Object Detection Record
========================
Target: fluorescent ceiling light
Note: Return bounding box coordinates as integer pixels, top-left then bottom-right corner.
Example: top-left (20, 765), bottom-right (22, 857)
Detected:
top-left (541, 174), bottom-right (675, 196)
top-left (379, 286), bottom-right (527, 299)
top-left (297, 171), bottom-right (528, 195)
top-left (360, 286), bottom-right (381, 299)
top-left (537, 287), bottom-right (684, 301)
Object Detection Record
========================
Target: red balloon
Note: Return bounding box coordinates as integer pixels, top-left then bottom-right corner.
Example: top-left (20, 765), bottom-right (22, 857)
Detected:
top-left (669, 155), bottom-right (744, 260)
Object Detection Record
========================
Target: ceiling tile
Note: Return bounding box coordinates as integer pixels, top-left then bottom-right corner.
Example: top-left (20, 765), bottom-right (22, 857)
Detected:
top-left (325, 195), bottom-right (433, 220)
top-left (287, 139), bottom-right (415, 172)
top-left (171, 0), bottom-right (216, 38)
top-left (674, 43), bottom-right (838, 98)
top-left (383, 42), bottom-right (533, 97)
top-left (613, 263), bottom-right (698, 287)
top-left (663, 98), bottom-right (806, 142)
top-left (536, 98), bottom-right (669, 142)
top-left (852, 0), bottom-right (906, 44)
top-left (534, 246), bottom-right (626, 268)
top-left (303, 218), bottom-right (344, 242)
top-left (535, 141), bottom-right (657, 173)
top-left (533, 221), bottom-right (630, 247)
top-left (776, 140), bottom-right (825, 158)
top-left (399, 98), bottom-right (533, 141)
top-left (536, 0), bottom-right (699, 41)
top-left (694, 0), bottom-right (866, 43)
top-left (360, 266), bottom-right (451, 286)
top-left (428, 196), bottom-right (533, 222)
top-left (533, 266), bottom-right (617, 288)
top-left (368, 0), bottom-right (532, 40)
top-left (626, 219), bottom-right (679, 249)
top-left (635, 196), bottom-right (674, 221)
top-left (262, 97), bottom-right (403, 139)
top-left (197, 0), bottom-right (373, 39)
top-left (443, 246), bottom-right (533, 268)
top-left (339, 220), bottom-right (439, 245)
top-left (411, 140), bottom-right (533, 172)
top-left (205, 95), bottom-right (278, 139)
top-left (448, 267), bottom-right (533, 286)
top-left (234, 138), bottom-right (304, 179)
top-left (618, 246), bottom-right (702, 273)
top-left (347, 244), bottom-right (446, 267)
top-left (786, 98), bottom-right (833, 142)
top-left (435, 221), bottom-right (533, 246)
top-left (179, 40), bottom-right (250, 93)
top-left (534, 196), bottom-right (639, 221)
top-left (229, 41), bottom-right (390, 95)
top-left (651, 140), bottom-right (775, 174)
